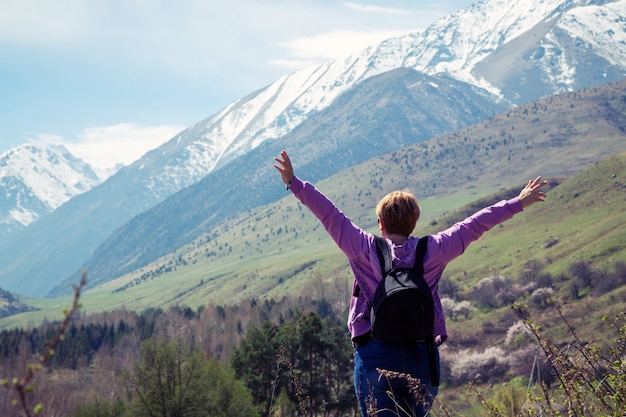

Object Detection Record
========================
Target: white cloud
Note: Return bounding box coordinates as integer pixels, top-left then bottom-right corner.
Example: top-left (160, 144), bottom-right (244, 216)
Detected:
top-left (0, 1), bottom-right (424, 77)
top-left (271, 30), bottom-right (410, 71)
top-left (341, 2), bottom-right (414, 15)
top-left (275, 29), bottom-right (412, 67)
top-left (34, 123), bottom-right (184, 171)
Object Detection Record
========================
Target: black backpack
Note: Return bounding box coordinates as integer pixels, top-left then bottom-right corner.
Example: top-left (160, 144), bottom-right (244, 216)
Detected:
top-left (370, 236), bottom-right (433, 341)
top-left (370, 236), bottom-right (439, 385)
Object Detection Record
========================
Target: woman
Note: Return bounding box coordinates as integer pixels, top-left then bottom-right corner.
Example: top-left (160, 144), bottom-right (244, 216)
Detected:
top-left (274, 150), bottom-right (548, 416)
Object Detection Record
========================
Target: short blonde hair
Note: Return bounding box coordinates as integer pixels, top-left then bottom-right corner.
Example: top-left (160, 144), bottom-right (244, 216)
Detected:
top-left (375, 191), bottom-right (420, 236)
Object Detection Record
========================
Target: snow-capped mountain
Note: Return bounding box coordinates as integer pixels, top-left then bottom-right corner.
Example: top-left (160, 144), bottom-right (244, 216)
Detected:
top-left (1, 0), bottom-right (625, 297)
top-left (0, 144), bottom-right (101, 235)
top-left (4, 0), bottom-right (625, 235)
top-left (134, 0), bottom-right (626, 198)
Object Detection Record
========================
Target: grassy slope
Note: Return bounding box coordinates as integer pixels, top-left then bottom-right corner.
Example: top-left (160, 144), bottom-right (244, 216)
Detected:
top-left (3, 152), bottom-right (625, 342)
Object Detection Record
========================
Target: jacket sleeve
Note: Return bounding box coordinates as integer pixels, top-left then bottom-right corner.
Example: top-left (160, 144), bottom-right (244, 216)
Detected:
top-left (289, 176), bottom-right (370, 261)
top-left (429, 198), bottom-right (524, 266)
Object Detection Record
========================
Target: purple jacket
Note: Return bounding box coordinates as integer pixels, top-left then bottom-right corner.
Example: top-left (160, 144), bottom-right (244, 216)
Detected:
top-left (289, 176), bottom-right (523, 344)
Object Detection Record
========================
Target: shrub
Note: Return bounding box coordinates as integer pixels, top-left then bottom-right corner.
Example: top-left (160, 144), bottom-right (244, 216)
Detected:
top-left (449, 347), bottom-right (509, 385)
top-left (504, 320), bottom-right (533, 348)
top-left (471, 276), bottom-right (510, 308)
top-left (529, 287), bottom-right (553, 308)
top-left (441, 298), bottom-right (475, 320)
top-left (439, 276), bottom-right (459, 299)
top-left (470, 275), bottom-right (532, 308)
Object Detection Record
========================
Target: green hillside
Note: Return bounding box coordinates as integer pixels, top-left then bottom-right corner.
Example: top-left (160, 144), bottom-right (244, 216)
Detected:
top-left (3, 152), bottom-right (625, 339)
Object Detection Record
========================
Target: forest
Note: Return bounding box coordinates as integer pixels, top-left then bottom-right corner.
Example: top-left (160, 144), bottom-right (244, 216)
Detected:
top-left (2, 255), bottom-right (626, 416)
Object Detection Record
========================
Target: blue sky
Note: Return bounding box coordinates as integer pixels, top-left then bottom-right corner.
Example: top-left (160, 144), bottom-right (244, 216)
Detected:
top-left (0, 0), bottom-right (475, 170)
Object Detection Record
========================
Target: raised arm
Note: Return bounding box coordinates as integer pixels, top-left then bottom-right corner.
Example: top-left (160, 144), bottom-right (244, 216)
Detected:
top-left (428, 176), bottom-right (549, 266)
top-left (273, 150), bottom-right (371, 260)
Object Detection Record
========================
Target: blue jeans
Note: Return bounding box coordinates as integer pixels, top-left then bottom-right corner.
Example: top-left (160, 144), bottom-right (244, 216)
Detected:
top-left (354, 339), bottom-right (439, 417)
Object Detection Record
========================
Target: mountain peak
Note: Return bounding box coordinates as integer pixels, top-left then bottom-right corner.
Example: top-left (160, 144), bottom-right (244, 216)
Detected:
top-left (0, 143), bottom-right (102, 234)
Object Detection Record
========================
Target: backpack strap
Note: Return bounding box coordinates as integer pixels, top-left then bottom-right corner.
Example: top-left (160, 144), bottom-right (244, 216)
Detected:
top-left (376, 236), bottom-right (428, 276)
top-left (413, 236), bottom-right (428, 274)
top-left (375, 236), bottom-right (393, 276)
top-left (354, 236), bottom-right (429, 297)
top-left (354, 237), bottom-right (390, 298)
top-left (414, 236), bottom-right (439, 386)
